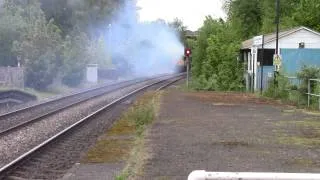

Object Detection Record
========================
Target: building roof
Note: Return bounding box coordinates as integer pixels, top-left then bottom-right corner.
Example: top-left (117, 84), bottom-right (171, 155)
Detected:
top-left (185, 30), bottom-right (199, 38)
top-left (241, 26), bottom-right (320, 49)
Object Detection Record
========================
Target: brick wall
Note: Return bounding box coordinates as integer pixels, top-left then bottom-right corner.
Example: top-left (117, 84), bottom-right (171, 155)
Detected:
top-left (0, 67), bottom-right (24, 88)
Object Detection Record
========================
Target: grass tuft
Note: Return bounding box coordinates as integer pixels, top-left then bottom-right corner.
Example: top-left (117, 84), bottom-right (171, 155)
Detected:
top-left (275, 118), bottom-right (320, 147)
top-left (115, 91), bottom-right (161, 180)
top-left (81, 91), bottom-right (161, 180)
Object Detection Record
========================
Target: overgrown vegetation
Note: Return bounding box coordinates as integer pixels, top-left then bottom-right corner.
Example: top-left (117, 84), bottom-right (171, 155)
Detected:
top-left (190, 0), bottom-right (320, 91)
top-left (81, 91), bottom-right (160, 180)
top-left (264, 66), bottom-right (320, 109)
top-left (191, 17), bottom-right (243, 91)
top-left (116, 92), bottom-right (160, 180)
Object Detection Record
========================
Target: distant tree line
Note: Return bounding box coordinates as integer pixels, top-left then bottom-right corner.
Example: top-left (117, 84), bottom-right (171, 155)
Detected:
top-left (191, 0), bottom-right (320, 91)
top-left (0, 0), bottom-right (188, 90)
top-left (0, 0), bottom-right (123, 89)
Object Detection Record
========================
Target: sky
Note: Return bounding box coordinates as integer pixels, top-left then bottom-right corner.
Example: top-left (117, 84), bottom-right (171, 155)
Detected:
top-left (137, 0), bottom-right (226, 31)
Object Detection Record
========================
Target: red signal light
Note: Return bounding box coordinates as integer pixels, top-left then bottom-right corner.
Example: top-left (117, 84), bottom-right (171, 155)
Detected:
top-left (185, 48), bottom-right (192, 57)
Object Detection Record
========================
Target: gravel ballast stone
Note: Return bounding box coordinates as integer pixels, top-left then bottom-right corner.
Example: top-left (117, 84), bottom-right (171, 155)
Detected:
top-left (0, 79), bottom-right (157, 168)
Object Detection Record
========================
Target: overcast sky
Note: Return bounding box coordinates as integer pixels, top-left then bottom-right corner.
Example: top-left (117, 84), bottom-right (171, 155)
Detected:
top-left (137, 0), bottom-right (226, 31)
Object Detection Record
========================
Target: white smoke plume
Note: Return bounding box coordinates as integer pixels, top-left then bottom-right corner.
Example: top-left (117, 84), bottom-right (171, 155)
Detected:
top-left (105, 0), bottom-right (184, 77)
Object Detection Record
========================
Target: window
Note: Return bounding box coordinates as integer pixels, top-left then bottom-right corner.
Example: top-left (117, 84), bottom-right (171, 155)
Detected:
top-left (299, 42), bottom-right (305, 48)
top-left (257, 49), bottom-right (275, 66)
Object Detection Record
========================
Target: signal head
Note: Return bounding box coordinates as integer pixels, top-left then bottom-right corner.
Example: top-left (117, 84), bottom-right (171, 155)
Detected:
top-left (185, 48), bottom-right (192, 57)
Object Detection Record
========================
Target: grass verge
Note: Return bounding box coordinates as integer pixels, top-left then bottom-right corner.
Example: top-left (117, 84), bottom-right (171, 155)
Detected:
top-left (81, 90), bottom-right (161, 180)
top-left (115, 91), bottom-right (161, 180)
top-left (275, 118), bottom-right (320, 147)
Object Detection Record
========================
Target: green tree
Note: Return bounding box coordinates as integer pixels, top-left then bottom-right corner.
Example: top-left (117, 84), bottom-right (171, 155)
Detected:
top-left (261, 0), bottom-right (299, 33)
top-left (292, 0), bottom-right (320, 32)
top-left (192, 16), bottom-right (221, 77)
top-left (88, 36), bottom-right (112, 68)
top-left (0, 0), bottom-right (26, 66)
top-left (39, 0), bottom-right (73, 36)
top-left (191, 17), bottom-right (243, 90)
top-left (61, 30), bottom-right (90, 87)
top-left (12, 0), bottom-right (62, 90)
top-left (186, 38), bottom-right (196, 50)
top-left (225, 0), bottom-right (262, 39)
top-left (39, 0), bottom-right (125, 37)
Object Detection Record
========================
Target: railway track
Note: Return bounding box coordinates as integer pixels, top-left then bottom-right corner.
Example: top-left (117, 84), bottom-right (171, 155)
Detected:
top-left (0, 74), bottom-right (185, 179)
top-left (0, 75), bottom-right (170, 136)
top-left (0, 75), bottom-right (168, 134)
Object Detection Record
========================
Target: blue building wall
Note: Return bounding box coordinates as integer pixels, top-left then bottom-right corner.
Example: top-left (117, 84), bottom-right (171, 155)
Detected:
top-left (281, 48), bottom-right (320, 76)
top-left (257, 66), bottom-right (274, 90)
top-left (248, 49), bottom-right (320, 91)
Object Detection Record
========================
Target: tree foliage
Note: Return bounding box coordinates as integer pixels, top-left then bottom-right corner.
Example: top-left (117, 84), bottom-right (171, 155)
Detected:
top-left (39, 0), bottom-right (123, 36)
top-left (192, 17), bottom-right (243, 91)
top-left (61, 30), bottom-right (90, 87)
top-left (191, 0), bottom-right (320, 91)
top-left (225, 0), bottom-right (262, 39)
top-left (292, 0), bottom-right (320, 32)
top-left (0, 0), bottom-right (124, 89)
top-left (0, 0), bottom-right (26, 66)
top-left (11, 0), bottom-right (62, 89)
top-left (224, 0), bottom-right (319, 35)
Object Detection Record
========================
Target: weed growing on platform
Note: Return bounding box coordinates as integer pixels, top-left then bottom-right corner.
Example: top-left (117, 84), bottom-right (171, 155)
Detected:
top-left (116, 91), bottom-right (160, 180)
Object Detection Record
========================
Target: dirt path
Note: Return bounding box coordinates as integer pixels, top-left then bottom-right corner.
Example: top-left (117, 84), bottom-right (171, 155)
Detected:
top-left (140, 87), bottom-right (320, 180)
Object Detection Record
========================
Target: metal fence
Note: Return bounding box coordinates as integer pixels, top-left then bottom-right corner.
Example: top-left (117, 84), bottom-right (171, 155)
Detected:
top-left (307, 79), bottom-right (320, 110)
top-left (281, 76), bottom-right (320, 110)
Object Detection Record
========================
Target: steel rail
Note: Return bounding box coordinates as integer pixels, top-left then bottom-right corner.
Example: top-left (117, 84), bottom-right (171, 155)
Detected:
top-left (0, 75), bottom-right (173, 136)
top-left (156, 75), bottom-right (185, 91)
top-left (0, 75), bottom-right (180, 176)
top-left (0, 74), bottom-right (170, 119)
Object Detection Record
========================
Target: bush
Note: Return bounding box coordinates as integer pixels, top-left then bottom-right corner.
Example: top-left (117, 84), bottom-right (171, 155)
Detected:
top-left (190, 17), bottom-right (243, 91)
top-left (24, 51), bottom-right (58, 90)
top-left (62, 70), bottom-right (84, 87)
top-left (61, 32), bottom-right (90, 87)
top-left (263, 74), bottom-right (289, 99)
top-left (264, 66), bottom-right (320, 109)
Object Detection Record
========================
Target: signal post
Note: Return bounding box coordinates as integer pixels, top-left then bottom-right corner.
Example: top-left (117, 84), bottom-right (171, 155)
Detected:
top-left (185, 48), bottom-right (192, 88)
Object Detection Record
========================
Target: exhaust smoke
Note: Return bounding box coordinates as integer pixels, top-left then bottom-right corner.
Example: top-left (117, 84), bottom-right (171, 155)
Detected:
top-left (106, 0), bottom-right (184, 77)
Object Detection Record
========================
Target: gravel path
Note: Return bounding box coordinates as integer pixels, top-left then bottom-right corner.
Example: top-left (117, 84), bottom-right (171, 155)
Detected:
top-left (140, 87), bottom-right (320, 180)
top-left (0, 79), bottom-right (157, 168)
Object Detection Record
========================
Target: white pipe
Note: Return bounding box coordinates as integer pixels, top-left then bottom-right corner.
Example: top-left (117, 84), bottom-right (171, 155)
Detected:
top-left (188, 170), bottom-right (320, 180)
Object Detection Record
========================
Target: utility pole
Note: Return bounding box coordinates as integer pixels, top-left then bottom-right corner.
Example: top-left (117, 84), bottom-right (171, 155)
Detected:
top-left (274, 0), bottom-right (280, 88)
top-left (260, 35), bottom-right (265, 94)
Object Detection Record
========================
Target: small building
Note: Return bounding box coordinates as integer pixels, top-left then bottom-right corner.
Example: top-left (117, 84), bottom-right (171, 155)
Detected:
top-left (240, 26), bottom-right (320, 91)
top-left (86, 64), bottom-right (98, 83)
